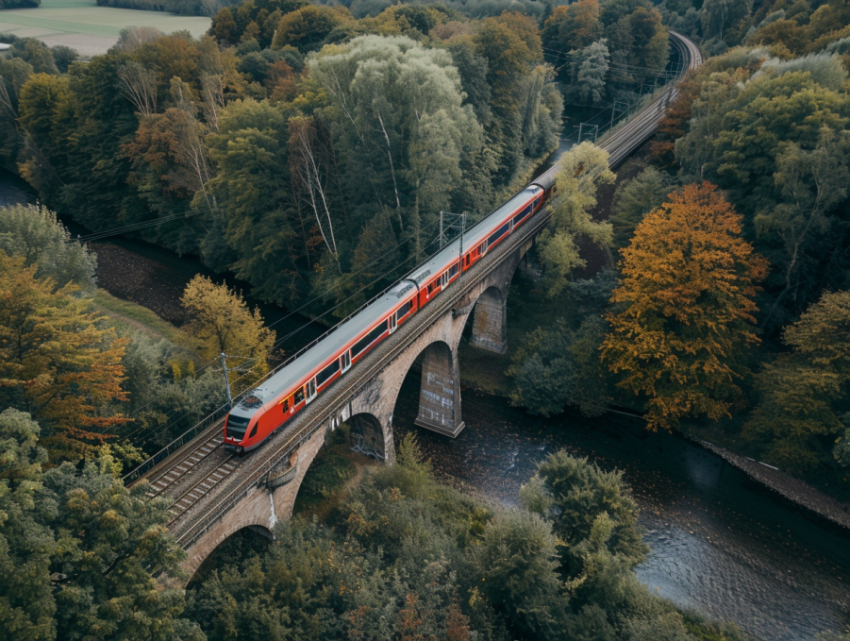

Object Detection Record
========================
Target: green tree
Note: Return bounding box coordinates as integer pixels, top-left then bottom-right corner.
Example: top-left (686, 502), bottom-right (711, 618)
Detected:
top-left (50, 46), bottom-right (78, 74)
top-left (271, 5), bottom-right (353, 52)
top-left (537, 142), bottom-right (615, 297)
top-left (744, 289), bottom-right (850, 473)
top-left (542, 0), bottom-right (602, 55)
top-left (0, 205), bottom-right (96, 291)
top-left (0, 409), bottom-right (55, 641)
top-left (204, 99), bottom-right (304, 299)
top-left (610, 166), bottom-right (673, 251)
top-left (475, 510), bottom-right (566, 640)
top-left (570, 39), bottom-right (610, 105)
top-left (521, 450), bottom-right (647, 574)
top-left (0, 409), bottom-right (204, 641)
top-left (508, 317), bottom-right (613, 418)
top-left (309, 34), bottom-right (485, 269)
top-left (756, 127), bottom-right (850, 329)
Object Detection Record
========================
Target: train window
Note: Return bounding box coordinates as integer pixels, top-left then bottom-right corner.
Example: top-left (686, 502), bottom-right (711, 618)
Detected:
top-left (294, 387), bottom-right (305, 404)
top-left (449, 264), bottom-right (459, 278)
top-left (513, 205), bottom-right (532, 227)
top-left (280, 398), bottom-right (290, 413)
top-left (351, 320), bottom-right (389, 357)
top-left (316, 360), bottom-right (340, 387)
top-left (487, 221), bottom-right (510, 247)
top-left (397, 301), bottom-right (412, 319)
top-left (226, 414), bottom-right (250, 440)
top-left (306, 379), bottom-right (317, 403)
top-left (248, 423), bottom-right (258, 439)
top-left (464, 254), bottom-right (470, 267)
top-left (427, 282), bottom-right (435, 295)
top-left (341, 351), bottom-right (351, 372)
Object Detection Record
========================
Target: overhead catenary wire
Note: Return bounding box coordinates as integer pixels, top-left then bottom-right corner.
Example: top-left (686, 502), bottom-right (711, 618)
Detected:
top-left (96, 215), bottom-right (447, 437)
top-left (120, 220), bottom-right (446, 447)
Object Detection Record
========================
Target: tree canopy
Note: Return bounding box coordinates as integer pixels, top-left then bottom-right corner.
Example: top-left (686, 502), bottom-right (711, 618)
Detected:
top-left (602, 183), bottom-right (768, 431)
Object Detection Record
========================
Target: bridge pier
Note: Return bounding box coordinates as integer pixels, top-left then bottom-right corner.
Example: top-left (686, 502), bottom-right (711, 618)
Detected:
top-left (414, 341), bottom-right (464, 437)
top-left (469, 286), bottom-right (507, 354)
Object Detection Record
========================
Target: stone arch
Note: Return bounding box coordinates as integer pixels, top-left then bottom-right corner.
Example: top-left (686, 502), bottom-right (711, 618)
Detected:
top-left (177, 423), bottom-right (328, 586)
top-left (180, 519), bottom-right (273, 586)
top-left (186, 524), bottom-right (272, 587)
top-left (468, 285), bottom-right (507, 354)
top-left (348, 412), bottom-right (387, 461)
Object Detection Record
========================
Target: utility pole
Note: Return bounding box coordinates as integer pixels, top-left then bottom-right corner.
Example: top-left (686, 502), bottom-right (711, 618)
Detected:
top-left (578, 123), bottom-right (598, 143)
top-left (221, 352), bottom-right (232, 407)
top-left (438, 211), bottom-right (466, 250)
top-left (219, 353), bottom-right (256, 408)
top-left (609, 101), bottom-right (628, 132)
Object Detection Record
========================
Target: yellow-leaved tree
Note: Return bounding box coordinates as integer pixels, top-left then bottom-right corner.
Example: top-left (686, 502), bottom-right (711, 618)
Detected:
top-left (601, 182), bottom-right (769, 431)
top-left (181, 275), bottom-right (276, 393)
top-left (0, 254), bottom-right (130, 460)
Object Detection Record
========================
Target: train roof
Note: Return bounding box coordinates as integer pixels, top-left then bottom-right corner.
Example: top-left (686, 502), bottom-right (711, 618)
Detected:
top-left (231, 278), bottom-right (419, 418)
top-left (462, 185), bottom-right (543, 249)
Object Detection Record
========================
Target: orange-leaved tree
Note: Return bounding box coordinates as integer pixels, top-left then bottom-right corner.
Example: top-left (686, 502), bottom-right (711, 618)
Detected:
top-left (0, 254), bottom-right (130, 460)
top-left (601, 182), bottom-right (768, 431)
top-left (181, 275), bottom-right (275, 392)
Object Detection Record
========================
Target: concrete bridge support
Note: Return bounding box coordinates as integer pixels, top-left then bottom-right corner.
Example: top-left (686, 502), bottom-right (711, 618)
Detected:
top-left (414, 341), bottom-right (464, 437)
top-left (469, 286), bottom-right (507, 354)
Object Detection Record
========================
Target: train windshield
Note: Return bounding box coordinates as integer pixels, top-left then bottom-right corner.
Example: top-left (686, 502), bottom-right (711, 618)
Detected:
top-left (226, 414), bottom-right (250, 440)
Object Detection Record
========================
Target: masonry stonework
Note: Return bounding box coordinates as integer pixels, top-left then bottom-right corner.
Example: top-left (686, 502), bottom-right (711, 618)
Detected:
top-left (177, 424), bottom-right (327, 584)
top-left (175, 240), bottom-right (533, 585)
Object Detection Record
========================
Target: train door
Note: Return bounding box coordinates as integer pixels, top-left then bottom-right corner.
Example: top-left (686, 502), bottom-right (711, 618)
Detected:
top-left (440, 270), bottom-right (449, 290)
top-left (341, 350), bottom-right (351, 373)
top-left (305, 378), bottom-right (317, 404)
top-left (389, 313), bottom-right (398, 334)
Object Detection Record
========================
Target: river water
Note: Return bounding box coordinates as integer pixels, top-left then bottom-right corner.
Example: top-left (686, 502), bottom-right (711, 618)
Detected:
top-left (394, 381), bottom-right (850, 641)
top-left (3, 170), bottom-right (850, 640)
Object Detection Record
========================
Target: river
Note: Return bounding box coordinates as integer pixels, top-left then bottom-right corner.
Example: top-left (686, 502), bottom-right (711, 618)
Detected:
top-left (3, 169), bottom-right (850, 640)
top-left (393, 380), bottom-right (850, 640)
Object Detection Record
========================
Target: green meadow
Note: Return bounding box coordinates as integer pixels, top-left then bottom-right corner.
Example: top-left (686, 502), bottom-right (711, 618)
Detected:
top-left (0, 0), bottom-right (210, 54)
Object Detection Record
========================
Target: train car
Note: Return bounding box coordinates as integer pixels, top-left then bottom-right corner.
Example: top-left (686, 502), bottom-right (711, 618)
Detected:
top-left (459, 185), bottom-right (545, 273)
top-left (224, 177), bottom-right (552, 453)
top-left (224, 278), bottom-right (419, 453)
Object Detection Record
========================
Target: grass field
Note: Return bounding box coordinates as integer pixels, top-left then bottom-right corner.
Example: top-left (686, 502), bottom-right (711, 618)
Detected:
top-left (92, 288), bottom-right (193, 348)
top-left (0, 0), bottom-right (210, 56)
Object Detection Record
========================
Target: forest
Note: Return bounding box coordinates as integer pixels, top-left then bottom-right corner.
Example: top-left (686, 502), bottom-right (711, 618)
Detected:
top-left (3, 0), bottom-right (850, 637)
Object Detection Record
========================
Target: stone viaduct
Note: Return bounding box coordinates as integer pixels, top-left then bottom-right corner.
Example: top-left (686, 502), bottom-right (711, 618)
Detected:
top-left (171, 235), bottom-right (531, 583)
top-left (130, 30), bottom-right (701, 585)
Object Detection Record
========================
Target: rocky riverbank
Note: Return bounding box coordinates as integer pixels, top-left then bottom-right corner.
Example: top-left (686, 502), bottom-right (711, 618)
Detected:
top-left (696, 439), bottom-right (850, 531)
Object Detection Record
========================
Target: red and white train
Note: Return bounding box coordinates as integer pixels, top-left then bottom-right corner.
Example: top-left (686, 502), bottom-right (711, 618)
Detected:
top-left (224, 173), bottom-right (556, 452)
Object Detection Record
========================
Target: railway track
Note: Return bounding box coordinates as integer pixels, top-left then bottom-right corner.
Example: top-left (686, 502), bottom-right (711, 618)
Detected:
top-left (144, 425), bottom-right (225, 499)
top-left (134, 31), bottom-right (703, 546)
top-left (165, 454), bottom-right (238, 524)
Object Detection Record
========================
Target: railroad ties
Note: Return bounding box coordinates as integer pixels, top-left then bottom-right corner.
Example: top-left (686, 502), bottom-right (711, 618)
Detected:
top-left (142, 429), bottom-right (241, 525)
top-left (165, 456), bottom-right (238, 524)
